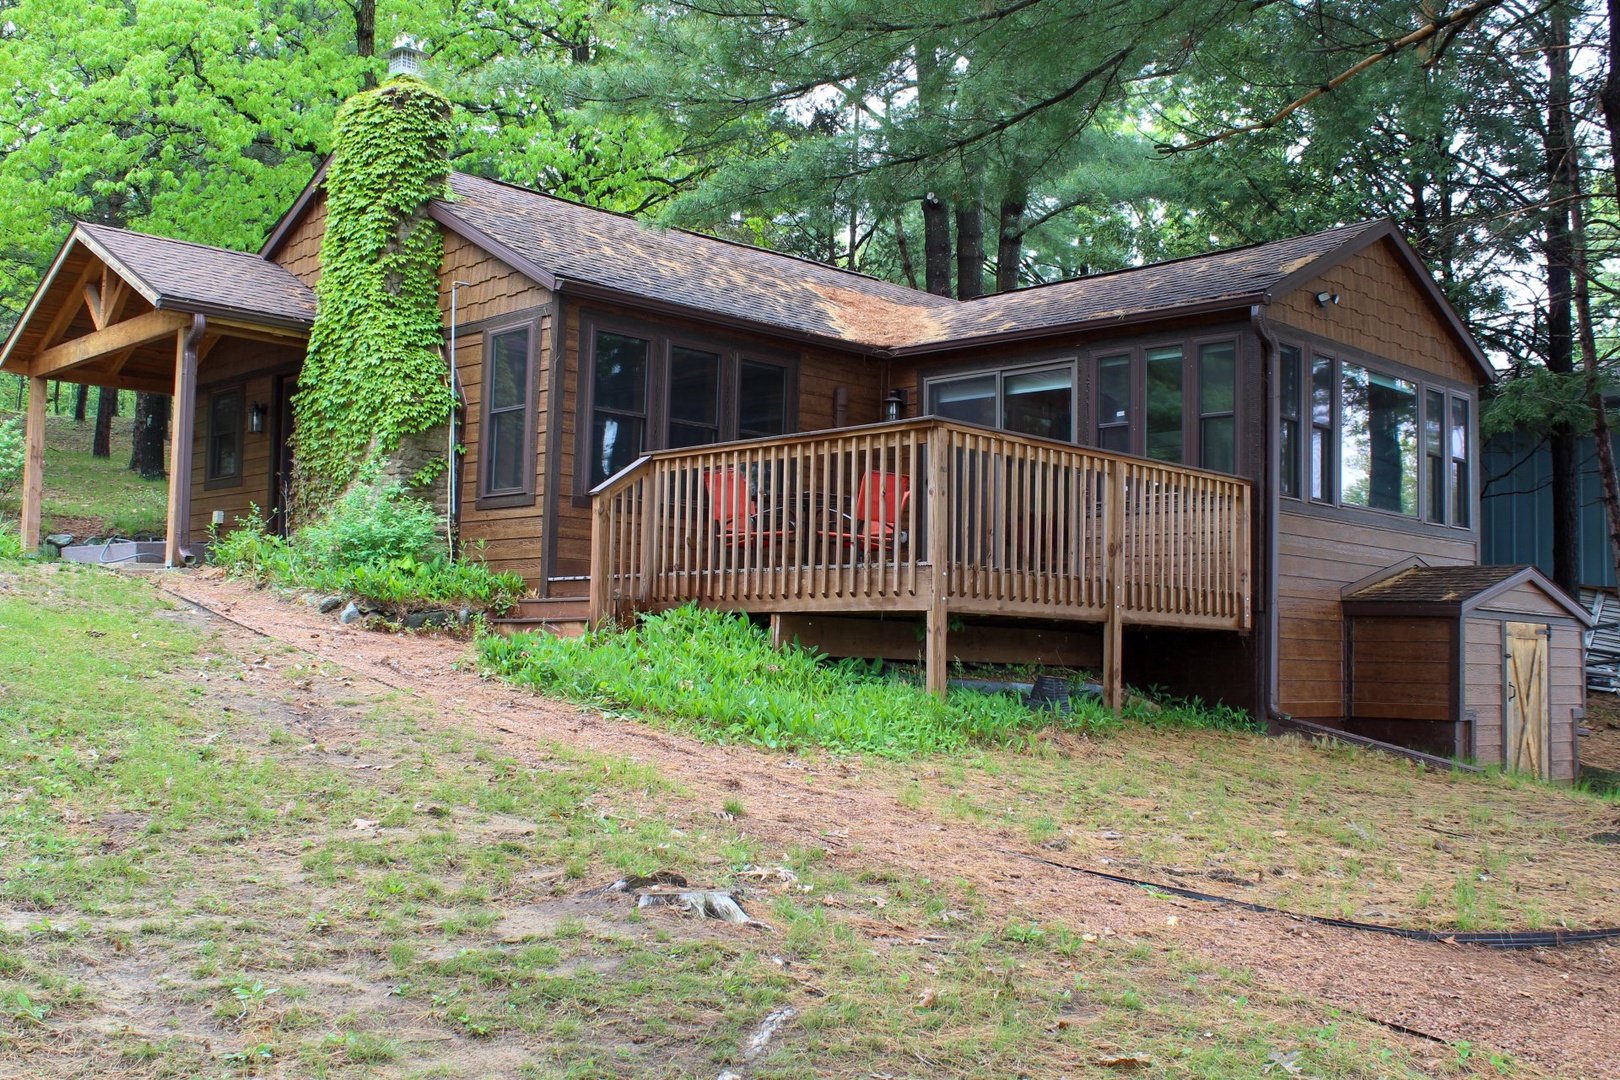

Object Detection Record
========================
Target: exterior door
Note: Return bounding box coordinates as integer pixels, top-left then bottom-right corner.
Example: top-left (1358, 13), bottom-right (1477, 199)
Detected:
top-left (1504, 621), bottom-right (1550, 778)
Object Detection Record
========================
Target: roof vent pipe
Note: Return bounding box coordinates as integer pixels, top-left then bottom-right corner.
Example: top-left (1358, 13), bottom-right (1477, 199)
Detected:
top-left (388, 36), bottom-right (428, 78)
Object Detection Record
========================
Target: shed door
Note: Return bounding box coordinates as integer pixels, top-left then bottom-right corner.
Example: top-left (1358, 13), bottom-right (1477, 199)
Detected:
top-left (1504, 621), bottom-right (1550, 778)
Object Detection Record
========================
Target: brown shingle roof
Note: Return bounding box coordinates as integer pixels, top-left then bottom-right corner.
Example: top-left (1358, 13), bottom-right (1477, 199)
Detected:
top-left (1344, 564), bottom-right (1526, 604)
top-left (438, 173), bottom-right (953, 347)
top-left (917, 221), bottom-right (1390, 347)
top-left (78, 222), bottom-right (316, 329)
top-left (439, 174), bottom-right (1415, 353)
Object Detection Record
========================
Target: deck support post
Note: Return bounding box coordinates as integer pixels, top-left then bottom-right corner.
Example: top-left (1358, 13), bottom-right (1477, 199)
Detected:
top-left (164, 317), bottom-right (203, 568)
top-left (924, 426), bottom-right (952, 698)
top-left (18, 374), bottom-right (47, 554)
top-left (587, 494), bottom-right (611, 627)
top-left (1103, 462), bottom-right (1128, 715)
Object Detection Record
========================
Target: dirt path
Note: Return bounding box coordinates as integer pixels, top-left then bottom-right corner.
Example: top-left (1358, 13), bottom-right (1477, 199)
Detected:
top-left (156, 571), bottom-right (1620, 1077)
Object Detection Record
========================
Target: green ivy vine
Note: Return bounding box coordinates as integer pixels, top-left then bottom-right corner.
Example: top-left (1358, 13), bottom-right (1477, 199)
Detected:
top-left (292, 76), bottom-right (454, 513)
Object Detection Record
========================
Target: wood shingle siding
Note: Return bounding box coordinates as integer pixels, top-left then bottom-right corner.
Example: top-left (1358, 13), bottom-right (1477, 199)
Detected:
top-left (1271, 238), bottom-right (1476, 385)
top-left (273, 192), bottom-right (327, 288)
top-left (440, 231), bottom-right (553, 585)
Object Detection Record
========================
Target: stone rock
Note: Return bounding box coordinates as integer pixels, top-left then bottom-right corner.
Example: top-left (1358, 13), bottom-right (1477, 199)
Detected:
top-left (404, 612), bottom-right (428, 630)
top-left (422, 610), bottom-right (451, 628)
top-left (339, 602), bottom-right (363, 625)
top-left (43, 534), bottom-right (75, 554)
top-left (317, 595), bottom-right (345, 614)
top-left (457, 608), bottom-right (474, 626)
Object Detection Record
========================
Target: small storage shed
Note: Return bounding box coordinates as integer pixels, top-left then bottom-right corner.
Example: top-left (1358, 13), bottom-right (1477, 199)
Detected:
top-left (1340, 563), bottom-right (1590, 782)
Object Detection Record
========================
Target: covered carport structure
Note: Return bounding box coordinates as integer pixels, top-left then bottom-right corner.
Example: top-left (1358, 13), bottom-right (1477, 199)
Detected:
top-left (0, 223), bottom-right (315, 566)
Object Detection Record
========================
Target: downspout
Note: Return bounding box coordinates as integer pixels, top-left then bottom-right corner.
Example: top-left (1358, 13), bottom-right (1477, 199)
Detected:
top-left (1250, 304), bottom-right (1283, 727)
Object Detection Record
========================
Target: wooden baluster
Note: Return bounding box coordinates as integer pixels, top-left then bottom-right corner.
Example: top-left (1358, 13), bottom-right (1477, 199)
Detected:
top-left (925, 421), bottom-right (951, 698)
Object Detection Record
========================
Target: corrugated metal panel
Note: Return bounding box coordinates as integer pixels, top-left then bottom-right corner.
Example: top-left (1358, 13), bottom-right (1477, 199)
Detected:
top-left (1481, 432), bottom-right (1620, 588)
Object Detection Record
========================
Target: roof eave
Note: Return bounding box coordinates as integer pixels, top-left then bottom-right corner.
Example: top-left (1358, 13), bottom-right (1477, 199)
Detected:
top-left (0, 225), bottom-right (85, 371)
top-left (152, 297), bottom-right (314, 334)
top-left (260, 158), bottom-right (331, 259)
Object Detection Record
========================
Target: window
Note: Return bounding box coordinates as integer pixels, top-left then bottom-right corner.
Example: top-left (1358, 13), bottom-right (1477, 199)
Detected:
top-left (207, 388), bottom-right (242, 484)
top-left (1451, 396), bottom-right (1470, 527)
top-left (1278, 345), bottom-right (1302, 498)
top-left (1424, 389), bottom-right (1445, 522)
top-left (1310, 356), bottom-right (1334, 502)
top-left (926, 364), bottom-right (1074, 441)
top-left (1004, 368), bottom-right (1073, 441)
top-left (1198, 342), bottom-right (1236, 474)
top-left (668, 345), bottom-right (721, 448)
top-left (1144, 346), bottom-right (1184, 462)
top-left (1096, 355), bottom-right (1130, 452)
top-left (582, 318), bottom-right (797, 490)
top-left (482, 326), bottom-right (534, 500)
top-left (930, 373), bottom-right (998, 427)
top-left (1340, 364), bottom-right (1418, 515)
top-left (591, 330), bottom-right (651, 485)
top-left (740, 360), bottom-right (789, 438)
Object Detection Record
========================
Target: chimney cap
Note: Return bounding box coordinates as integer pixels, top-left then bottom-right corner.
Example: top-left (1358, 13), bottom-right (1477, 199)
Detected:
top-left (388, 36), bottom-right (428, 78)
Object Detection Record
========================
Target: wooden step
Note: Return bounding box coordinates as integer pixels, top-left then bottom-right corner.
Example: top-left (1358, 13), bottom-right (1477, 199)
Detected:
top-left (490, 596), bottom-right (591, 638)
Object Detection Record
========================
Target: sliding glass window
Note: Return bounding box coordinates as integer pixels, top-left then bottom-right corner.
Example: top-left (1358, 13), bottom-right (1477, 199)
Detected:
top-left (927, 364), bottom-right (1074, 441)
top-left (1096, 355), bottom-right (1131, 453)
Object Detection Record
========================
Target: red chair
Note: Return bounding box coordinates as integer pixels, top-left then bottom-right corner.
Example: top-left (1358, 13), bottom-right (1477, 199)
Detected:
top-left (821, 471), bottom-right (910, 553)
top-left (706, 467), bottom-right (792, 549)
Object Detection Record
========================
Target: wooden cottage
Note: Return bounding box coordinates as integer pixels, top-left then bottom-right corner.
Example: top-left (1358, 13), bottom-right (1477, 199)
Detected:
top-left (0, 167), bottom-right (1587, 776)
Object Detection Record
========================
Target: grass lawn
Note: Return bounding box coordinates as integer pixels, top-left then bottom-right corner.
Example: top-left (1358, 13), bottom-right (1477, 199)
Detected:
top-left (0, 408), bottom-right (168, 540)
top-left (0, 561), bottom-right (1520, 1079)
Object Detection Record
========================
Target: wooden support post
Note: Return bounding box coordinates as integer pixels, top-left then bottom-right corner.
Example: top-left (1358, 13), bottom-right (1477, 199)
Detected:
top-left (587, 494), bottom-right (611, 627)
top-left (164, 320), bottom-right (201, 567)
top-left (18, 375), bottom-right (47, 554)
top-left (1103, 462), bottom-right (1128, 715)
top-left (924, 424), bottom-right (951, 698)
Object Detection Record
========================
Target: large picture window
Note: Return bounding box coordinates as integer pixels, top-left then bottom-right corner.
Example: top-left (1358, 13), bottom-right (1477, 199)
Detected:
top-left (582, 317), bottom-right (796, 489)
top-left (1340, 364), bottom-right (1418, 515)
top-left (206, 388), bottom-right (243, 485)
top-left (1144, 347), bottom-right (1184, 463)
top-left (1095, 355), bottom-right (1130, 452)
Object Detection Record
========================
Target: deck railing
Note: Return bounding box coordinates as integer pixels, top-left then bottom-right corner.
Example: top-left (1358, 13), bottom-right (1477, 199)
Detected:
top-left (588, 418), bottom-right (1251, 636)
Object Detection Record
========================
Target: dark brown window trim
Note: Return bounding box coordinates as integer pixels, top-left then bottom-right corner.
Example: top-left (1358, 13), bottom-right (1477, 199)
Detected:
top-left (449, 302), bottom-right (554, 343)
top-left (476, 317), bottom-right (540, 510)
top-left (572, 308), bottom-right (800, 503)
top-left (1081, 331), bottom-right (1243, 473)
top-left (203, 385), bottom-right (246, 490)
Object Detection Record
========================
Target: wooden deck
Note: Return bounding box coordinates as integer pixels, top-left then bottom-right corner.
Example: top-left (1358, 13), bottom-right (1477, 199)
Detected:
top-left (588, 418), bottom-right (1251, 700)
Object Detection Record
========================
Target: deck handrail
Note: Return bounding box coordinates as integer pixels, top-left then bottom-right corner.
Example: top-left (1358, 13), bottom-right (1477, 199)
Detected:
top-left (587, 418), bottom-right (1252, 669)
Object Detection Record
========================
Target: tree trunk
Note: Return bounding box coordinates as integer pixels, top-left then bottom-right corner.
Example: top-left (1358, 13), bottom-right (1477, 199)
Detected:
top-left (354, 0), bottom-right (377, 88)
top-left (893, 214), bottom-right (919, 291)
top-left (995, 193), bottom-right (1026, 294)
top-left (93, 386), bottom-right (117, 458)
top-left (922, 193), bottom-right (952, 297)
top-left (73, 383), bottom-right (87, 423)
top-left (1545, 10), bottom-right (1581, 596)
top-left (955, 203), bottom-right (984, 300)
top-left (128, 392), bottom-right (168, 480)
top-left (1571, 166), bottom-right (1620, 593)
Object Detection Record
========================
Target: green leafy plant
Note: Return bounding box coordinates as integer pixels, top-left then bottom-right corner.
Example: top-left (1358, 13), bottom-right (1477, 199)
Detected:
top-left (295, 471), bottom-right (443, 568)
top-left (292, 75), bottom-right (455, 513)
top-left (0, 417), bottom-right (22, 498)
top-left (477, 605), bottom-right (1118, 756)
top-left (0, 515), bottom-right (22, 561)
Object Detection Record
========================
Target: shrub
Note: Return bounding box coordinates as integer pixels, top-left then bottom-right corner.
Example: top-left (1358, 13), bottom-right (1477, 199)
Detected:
top-left (210, 501), bottom-right (525, 617)
top-left (295, 475), bottom-right (444, 568)
top-left (477, 605), bottom-right (1119, 756)
top-left (0, 417), bottom-right (23, 498)
top-left (0, 516), bottom-right (21, 561)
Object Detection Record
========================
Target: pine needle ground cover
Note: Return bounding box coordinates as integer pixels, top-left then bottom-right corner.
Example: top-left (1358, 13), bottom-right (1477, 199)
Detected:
top-left (0, 561), bottom-right (1488, 1080)
top-left (477, 605), bottom-right (1135, 756)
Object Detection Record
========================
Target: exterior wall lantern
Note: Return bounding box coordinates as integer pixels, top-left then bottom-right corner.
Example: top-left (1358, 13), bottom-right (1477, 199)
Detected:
top-left (883, 389), bottom-right (907, 422)
top-left (249, 402), bottom-right (268, 434)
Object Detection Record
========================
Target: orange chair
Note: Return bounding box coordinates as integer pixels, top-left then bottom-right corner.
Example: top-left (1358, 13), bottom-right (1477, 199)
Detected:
top-left (706, 467), bottom-right (792, 549)
top-left (821, 471), bottom-right (910, 553)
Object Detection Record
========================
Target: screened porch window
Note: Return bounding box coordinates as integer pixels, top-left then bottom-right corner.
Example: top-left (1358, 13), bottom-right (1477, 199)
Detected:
top-left (1340, 364), bottom-right (1418, 515)
top-left (1198, 342), bottom-right (1236, 474)
top-left (739, 359), bottom-right (789, 438)
top-left (591, 331), bottom-right (650, 485)
top-left (1095, 355), bottom-right (1130, 452)
top-left (1144, 346), bottom-right (1184, 462)
top-left (668, 345), bottom-right (721, 448)
top-left (930, 374), bottom-right (997, 427)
